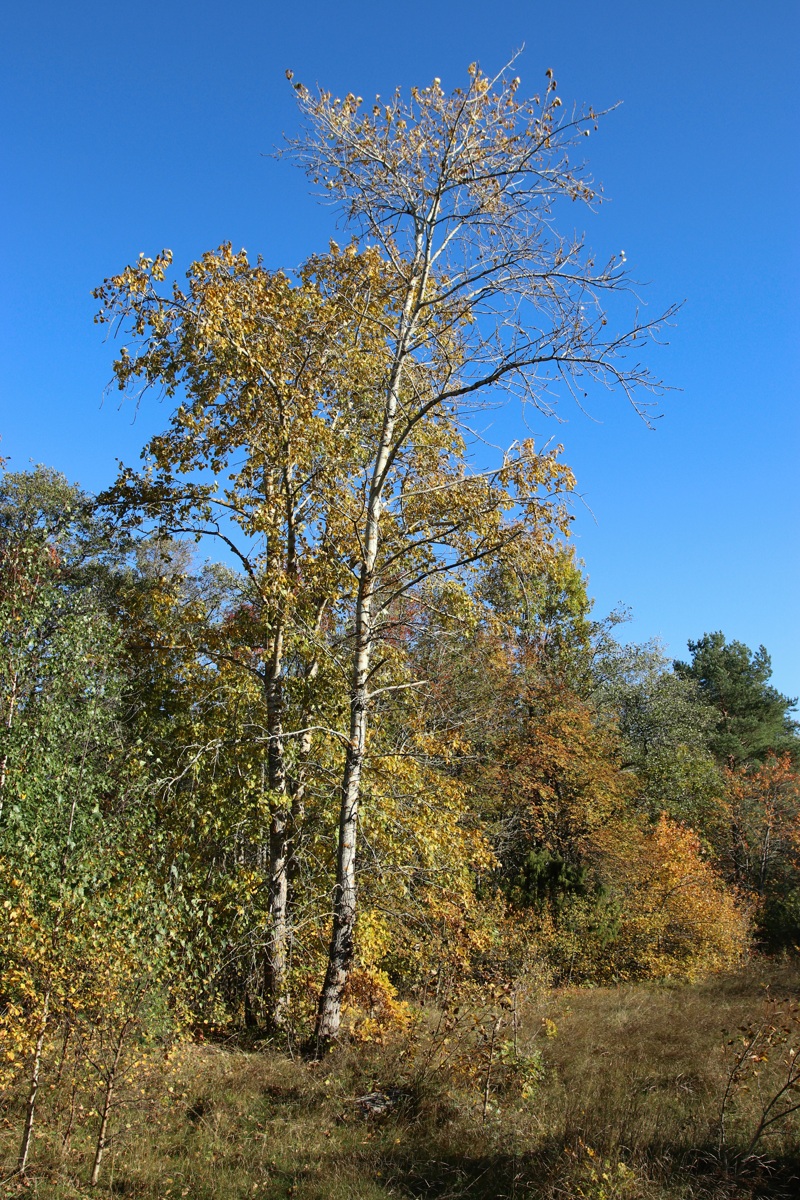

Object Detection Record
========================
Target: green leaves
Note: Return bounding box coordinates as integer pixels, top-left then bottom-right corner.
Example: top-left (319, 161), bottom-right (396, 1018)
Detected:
top-left (675, 632), bottom-right (799, 766)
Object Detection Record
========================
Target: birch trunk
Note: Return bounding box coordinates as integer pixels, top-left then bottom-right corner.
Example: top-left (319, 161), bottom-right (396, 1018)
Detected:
top-left (269, 607), bottom-right (325, 1027)
top-left (89, 1028), bottom-right (126, 1187)
top-left (263, 459), bottom-right (307, 1029)
top-left (287, 649), bottom-right (323, 891)
top-left (313, 211), bottom-right (432, 1041)
top-left (315, 286), bottom-right (420, 1040)
top-left (264, 624), bottom-right (290, 1028)
top-left (17, 990), bottom-right (50, 1175)
top-left (314, 571), bottom-right (373, 1041)
top-left (0, 667), bottom-right (18, 820)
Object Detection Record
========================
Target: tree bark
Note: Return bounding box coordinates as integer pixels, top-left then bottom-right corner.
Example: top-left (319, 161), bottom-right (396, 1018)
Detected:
top-left (264, 624), bottom-right (290, 1028)
top-left (314, 250), bottom-right (423, 1043)
top-left (89, 1027), bottom-right (126, 1187)
top-left (17, 990), bottom-right (50, 1175)
top-left (314, 580), bottom-right (372, 1042)
top-left (0, 667), bottom-right (18, 818)
top-left (287, 638), bottom-right (324, 892)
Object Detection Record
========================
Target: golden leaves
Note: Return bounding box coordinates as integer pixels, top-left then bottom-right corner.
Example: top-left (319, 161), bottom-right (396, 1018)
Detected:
top-left (592, 814), bottom-right (750, 980)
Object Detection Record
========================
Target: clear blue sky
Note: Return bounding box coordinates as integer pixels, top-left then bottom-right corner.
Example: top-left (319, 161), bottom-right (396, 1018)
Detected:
top-left (1, 1), bottom-right (798, 695)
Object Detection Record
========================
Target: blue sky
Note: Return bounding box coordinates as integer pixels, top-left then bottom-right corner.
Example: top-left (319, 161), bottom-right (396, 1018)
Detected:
top-left (1, 1), bottom-right (798, 695)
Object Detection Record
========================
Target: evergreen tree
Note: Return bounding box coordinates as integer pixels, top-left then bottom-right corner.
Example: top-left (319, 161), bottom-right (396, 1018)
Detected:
top-left (674, 632), bottom-right (799, 766)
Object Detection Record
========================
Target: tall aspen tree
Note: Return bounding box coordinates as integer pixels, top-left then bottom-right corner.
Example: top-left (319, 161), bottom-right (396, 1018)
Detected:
top-left (287, 63), bottom-right (676, 1040)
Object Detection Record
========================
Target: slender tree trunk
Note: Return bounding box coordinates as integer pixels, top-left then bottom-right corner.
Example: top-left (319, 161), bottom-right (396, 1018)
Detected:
top-left (288, 728), bottom-right (312, 885)
top-left (315, 380), bottom-right (404, 1042)
top-left (266, 803), bottom-right (289, 1027)
top-left (287, 608), bottom-right (326, 893)
top-left (264, 624), bottom-right (290, 1029)
top-left (758, 807), bottom-right (773, 896)
top-left (315, 241), bottom-right (425, 1043)
top-left (263, 459), bottom-right (307, 1031)
top-left (55, 1020), bottom-right (71, 1084)
top-left (61, 1082), bottom-right (78, 1157)
top-left (286, 724), bottom-right (314, 902)
top-left (314, 579), bottom-right (373, 1042)
top-left (482, 1015), bottom-right (502, 1124)
top-left (0, 667), bottom-right (18, 818)
top-left (17, 990), bottom-right (50, 1175)
top-left (729, 813), bottom-right (747, 888)
top-left (89, 1028), bottom-right (126, 1187)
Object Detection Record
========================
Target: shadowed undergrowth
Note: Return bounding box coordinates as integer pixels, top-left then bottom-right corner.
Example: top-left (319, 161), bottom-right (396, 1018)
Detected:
top-left (2, 962), bottom-right (799, 1200)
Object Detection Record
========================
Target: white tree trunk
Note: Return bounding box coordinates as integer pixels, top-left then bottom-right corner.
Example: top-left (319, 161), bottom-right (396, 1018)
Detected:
top-left (315, 573), bottom-right (373, 1041)
top-left (89, 1028), bottom-right (126, 1187)
top-left (17, 990), bottom-right (50, 1175)
top-left (265, 625), bottom-right (290, 1028)
top-left (315, 326), bottom-right (416, 1040)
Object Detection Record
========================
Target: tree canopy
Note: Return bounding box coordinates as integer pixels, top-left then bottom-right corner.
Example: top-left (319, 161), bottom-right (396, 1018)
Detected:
top-left (675, 631), bottom-right (799, 766)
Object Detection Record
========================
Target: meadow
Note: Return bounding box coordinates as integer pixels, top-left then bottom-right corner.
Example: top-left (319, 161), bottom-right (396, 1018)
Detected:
top-left (2, 960), bottom-right (799, 1200)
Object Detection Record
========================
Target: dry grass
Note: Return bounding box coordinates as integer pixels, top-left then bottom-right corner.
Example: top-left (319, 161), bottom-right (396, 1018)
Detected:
top-left (1, 960), bottom-right (799, 1200)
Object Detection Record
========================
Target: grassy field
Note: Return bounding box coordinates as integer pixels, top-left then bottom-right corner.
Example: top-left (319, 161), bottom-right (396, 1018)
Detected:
top-left (2, 961), bottom-right (799, 1199)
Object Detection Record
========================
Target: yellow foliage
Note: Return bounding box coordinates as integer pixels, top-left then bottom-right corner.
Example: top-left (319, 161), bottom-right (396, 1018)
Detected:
top-left (357, 731), bottom-right (498, 990)
top-left (592, 815), bottom-right (750, 980)
top-left (0, 867), bottom-right (53, 1090)
top-left (341, 967), bottom-right (412, 1042)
